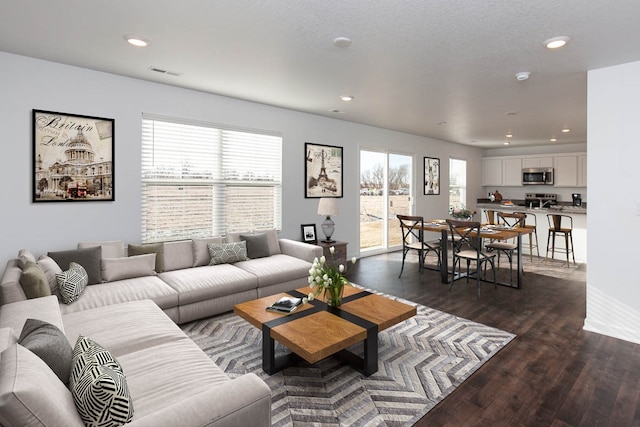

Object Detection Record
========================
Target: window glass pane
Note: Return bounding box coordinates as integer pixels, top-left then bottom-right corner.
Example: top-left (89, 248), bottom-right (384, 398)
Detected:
top-left (141, 116), bottom-right (282, 242)
top-left (449, 158), bottom-right (467, 208)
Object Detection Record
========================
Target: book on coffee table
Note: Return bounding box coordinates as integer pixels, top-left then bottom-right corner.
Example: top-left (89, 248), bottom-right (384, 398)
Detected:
top-left (266, 296), bottom-right (303, 314)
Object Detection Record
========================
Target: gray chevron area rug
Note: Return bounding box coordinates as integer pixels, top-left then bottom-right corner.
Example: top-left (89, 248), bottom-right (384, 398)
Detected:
top-left (181, 288), bottom-right (515, 426)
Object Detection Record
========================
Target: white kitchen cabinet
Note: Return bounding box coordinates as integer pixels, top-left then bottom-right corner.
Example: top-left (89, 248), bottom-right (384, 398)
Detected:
top-left (578, 154), bottom-right (587, 187)
top-left (482, 158), bottom-right (503, 186)
top-left (522, 157), bottom-right (553, 168)
top-left (482, 157), bottom-right (522, 186)
top-left (503, 158), bottom-right (522, 186)
top-left (554, 156), bottom-right (578, 187)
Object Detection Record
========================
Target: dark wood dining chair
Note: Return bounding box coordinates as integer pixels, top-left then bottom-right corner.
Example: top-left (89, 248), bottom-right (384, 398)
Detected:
top-left (446, 219), bottom-right (496, 297)
top-left (397, 215), bottom-right (441, 278)
top-left (546, 214), bottom-right (575, 266)
top-left (485, 212), bottom-right (525, 283)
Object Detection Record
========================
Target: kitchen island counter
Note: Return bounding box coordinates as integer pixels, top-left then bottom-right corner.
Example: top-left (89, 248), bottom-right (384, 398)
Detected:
top-left (476, 203), bottom-right (586, 263)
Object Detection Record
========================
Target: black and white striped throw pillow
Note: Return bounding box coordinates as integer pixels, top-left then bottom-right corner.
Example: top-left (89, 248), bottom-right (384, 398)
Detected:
top-left (55, 262), bottom-right (88, 304)
top-left (69, 336), bottom-right (134, 427)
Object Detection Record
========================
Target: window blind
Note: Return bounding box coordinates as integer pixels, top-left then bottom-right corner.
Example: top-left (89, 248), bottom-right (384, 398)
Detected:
top-left (141, 116), bottom-right (282, 243)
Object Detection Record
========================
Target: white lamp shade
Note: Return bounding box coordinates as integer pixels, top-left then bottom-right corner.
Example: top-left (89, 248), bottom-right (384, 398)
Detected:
top-left (317, 198), bottom-right (339, 216)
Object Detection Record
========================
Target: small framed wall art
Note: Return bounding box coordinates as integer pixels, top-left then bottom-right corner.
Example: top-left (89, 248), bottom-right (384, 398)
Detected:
top-left (305, 142), bottom-right (343, 198)
top-left (301, 224), bottom-right (318, 243)
top-left (424, 157), bottom-right (440, 195)
top-left (33, 109), bottom-right (115, 202)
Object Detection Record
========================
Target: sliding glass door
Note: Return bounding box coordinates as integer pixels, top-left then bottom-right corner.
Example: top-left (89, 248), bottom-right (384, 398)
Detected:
top-left (360, 150), bottom-right (412, 254)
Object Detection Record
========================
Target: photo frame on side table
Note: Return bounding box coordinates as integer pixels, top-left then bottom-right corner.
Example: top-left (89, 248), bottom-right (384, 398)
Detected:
top-left (301, 224), bottom-right (318, 244)
top-left (424, 157), bottom-right (440, 195)
top-left (305, 142), bottom-right (343, 198)
top-left (33, 109), bottom-right (115, 202)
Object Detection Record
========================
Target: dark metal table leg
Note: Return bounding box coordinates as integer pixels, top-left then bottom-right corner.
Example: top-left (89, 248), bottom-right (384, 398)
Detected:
top-left (440, 229), bottom-right (449, 284)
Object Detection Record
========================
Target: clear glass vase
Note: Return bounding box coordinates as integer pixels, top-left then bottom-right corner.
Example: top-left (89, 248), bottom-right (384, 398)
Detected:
top-left (325, 285), bottom-right (344, 307)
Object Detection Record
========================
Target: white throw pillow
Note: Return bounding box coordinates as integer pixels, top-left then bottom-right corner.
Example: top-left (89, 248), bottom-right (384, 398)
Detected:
top-left (56, 262), bottom-right (89, 304)
top-left (69, 336), bottom-right (134, 427)
top-left (101, 254), bottom-right (156, 282)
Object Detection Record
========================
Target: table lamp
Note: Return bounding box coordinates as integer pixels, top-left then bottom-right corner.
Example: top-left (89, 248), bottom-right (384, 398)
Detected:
top-left (317, 198), bottom-right (338, 243)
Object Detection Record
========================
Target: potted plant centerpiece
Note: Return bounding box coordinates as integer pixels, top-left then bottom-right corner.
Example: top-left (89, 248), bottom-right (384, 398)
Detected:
top-left (449, 206), bottom-right (476, 220)
top-left (308, 246), bottom-right (357, 307)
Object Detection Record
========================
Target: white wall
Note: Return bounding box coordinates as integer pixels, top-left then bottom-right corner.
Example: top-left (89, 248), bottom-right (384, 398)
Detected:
top-left (585, 60), bottom-right (640, 344)
top-left (0, 51), bottom-right (483, 270)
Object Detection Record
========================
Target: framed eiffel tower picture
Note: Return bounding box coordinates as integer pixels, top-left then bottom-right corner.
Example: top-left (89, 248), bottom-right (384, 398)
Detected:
top-left (304, 142), bottom-right (343, 198)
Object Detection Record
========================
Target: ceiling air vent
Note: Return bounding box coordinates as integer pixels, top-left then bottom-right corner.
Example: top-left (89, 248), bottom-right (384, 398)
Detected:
top-left (148, 66), bottom-right (181, 77)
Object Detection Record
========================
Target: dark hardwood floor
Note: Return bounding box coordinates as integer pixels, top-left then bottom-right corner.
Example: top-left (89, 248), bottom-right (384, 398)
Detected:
top-left (348, 252), bottom-right (640, 427)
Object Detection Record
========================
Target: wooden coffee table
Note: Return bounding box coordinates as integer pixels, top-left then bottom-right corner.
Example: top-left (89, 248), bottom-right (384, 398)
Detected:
top-left (233, 286), bottom-right (416, 376)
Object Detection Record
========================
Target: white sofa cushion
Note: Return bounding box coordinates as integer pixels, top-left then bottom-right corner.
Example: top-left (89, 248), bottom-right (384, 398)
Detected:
top-left (58, 276), bottom-right (178, 316)
top-left (159, 264), bottom-right (257, 305)
top-left (62, 300), bottom-right (189, 358)
top-left (78, 240), bottom-right (126, 259)
top-left (162, 240), bottom-right (194, 272)
top-left (0, 343), bottom-right (84, 427)
top-left (0, 296), bottom-right (64, 336)
top-left (0, 327), bottom-right (17, 354)
top-left (234, 254), bottom-right (312, 287)
top-left (117, 340), bottom-right (229, 420)
top-left (191, 237), bottom-right (223, 267)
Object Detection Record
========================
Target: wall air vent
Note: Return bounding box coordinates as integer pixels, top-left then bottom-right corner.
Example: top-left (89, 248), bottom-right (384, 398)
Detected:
top-left (148, 66), bottom-right (181, 76)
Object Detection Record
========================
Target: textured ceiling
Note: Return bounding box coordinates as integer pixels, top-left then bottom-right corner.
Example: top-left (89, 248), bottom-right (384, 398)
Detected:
top-left (1, 1), bottom-right (639, 148)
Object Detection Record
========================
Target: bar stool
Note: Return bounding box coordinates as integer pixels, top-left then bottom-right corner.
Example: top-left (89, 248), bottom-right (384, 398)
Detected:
top-left (485, 212), bottom-right (524, 283)
top-left (546, 214), bottom-right (575, 266)
top-left (484, 210), bottom-right (497, 225)
top-left (515, 211), bottom-right (539, 262)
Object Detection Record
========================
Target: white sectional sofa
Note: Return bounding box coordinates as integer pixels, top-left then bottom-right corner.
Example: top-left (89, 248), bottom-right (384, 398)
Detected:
top-left (0, 230), bottom-right (323, 427)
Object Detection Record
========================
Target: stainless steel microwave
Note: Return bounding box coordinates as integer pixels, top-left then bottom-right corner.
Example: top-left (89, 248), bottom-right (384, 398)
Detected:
top-left (522, 168), bottom-right (554, 185)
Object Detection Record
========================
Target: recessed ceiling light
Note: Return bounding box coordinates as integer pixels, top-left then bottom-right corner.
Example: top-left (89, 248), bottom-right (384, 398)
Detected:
top-left (333, 37), bottom-right (352, 48)
top-left (340, 95), bottom-right (354, 102)
top-left (544, 36), bottom-right (570, 49)
top-left (329, 109), bottom-right (345, 114)
top-left (505, 133), bottom-right (513, 138)
top-left (437, 121), bottom-right (447, 126)
top-left (550, 138), bottom-right (558, 142)
top-left (503, 141), bottom-right (510, 145)
top-left (515, 72), bottom-right (531, 81)
top-left (562, 128), bottom-right (571, 133)
top-left (505, 111), bottom-right (518, 116)
top-left (125, 35), bottom-right (150, 47)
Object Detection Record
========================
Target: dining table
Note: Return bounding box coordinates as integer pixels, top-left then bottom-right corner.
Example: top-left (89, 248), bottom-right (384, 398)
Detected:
top-left (420, 220), bottom-right (534, 289)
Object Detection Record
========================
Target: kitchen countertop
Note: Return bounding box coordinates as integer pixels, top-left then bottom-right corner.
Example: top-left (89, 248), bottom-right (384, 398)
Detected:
top-left (476, 203), bottom-right (587, 215)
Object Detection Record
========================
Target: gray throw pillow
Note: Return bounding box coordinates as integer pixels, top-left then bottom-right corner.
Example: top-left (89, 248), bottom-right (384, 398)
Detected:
top-left (70, 336), bottom-right (134, 426)
top-left (192, 237), bottom-right (223, 267)
top-left (128, 243), bottom-right (165, 273)
top-left (48, 246), bottom-right (102, 285)
top-left (19, 262), bottom-right (52, 299)
top-left (208, 241), bottom-right (248, 265)
top-left (240, 233), bottom-right (271, 259)
top-left (18, 318), bottom-right (73, 384)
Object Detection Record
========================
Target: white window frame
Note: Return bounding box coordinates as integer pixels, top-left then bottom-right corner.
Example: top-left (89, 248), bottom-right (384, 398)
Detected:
top-left (141, 115), bottom-right (282, 243)
top-left (449, 157), bottom-right (467, 209)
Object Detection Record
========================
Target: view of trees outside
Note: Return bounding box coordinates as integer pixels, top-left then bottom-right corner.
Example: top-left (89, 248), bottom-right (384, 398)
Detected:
top-left (360, 151), bottom-right (411, 250)
top-left (449, 158), bottom-right (467, 209)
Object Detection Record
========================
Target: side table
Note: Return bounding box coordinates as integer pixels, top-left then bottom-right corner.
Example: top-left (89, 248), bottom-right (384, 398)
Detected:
top-left (315, 240), bottom-right (348, 266)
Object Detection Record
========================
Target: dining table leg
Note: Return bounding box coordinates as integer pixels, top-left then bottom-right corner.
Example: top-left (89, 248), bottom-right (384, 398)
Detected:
top-left (440, 229), bottom-right (449, 284)
top-left (516, 233), bottom-right (523, 289)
